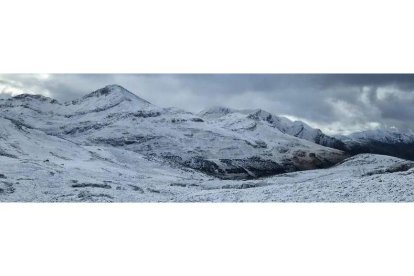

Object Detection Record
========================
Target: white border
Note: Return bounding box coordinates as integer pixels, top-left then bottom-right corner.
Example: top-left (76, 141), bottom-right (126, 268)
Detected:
top-left (2, 203), bottom-right (414, 276)
top-left (1, 0), bottom-right (414, 73)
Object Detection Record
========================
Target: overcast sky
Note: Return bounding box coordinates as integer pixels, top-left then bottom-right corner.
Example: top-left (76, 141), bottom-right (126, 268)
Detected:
top-left (1, 74), bottom-right (413, 135)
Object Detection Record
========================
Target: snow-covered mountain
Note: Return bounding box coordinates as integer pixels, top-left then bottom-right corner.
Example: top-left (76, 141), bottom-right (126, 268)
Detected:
top-left (337, 128), bottom-right (414, 161)
top-left (0, 85), bottom-right (346, 181)
top-left (200, 106), bottom-right (346, 149)
top-left (345, 128), bottom-right (414, 144)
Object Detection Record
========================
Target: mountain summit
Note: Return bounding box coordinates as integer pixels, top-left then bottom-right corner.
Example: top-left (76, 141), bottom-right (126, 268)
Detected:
top-left (82, 84), bottom-right (150, 103)
top-left (66, 84), bottom-right (155, 115)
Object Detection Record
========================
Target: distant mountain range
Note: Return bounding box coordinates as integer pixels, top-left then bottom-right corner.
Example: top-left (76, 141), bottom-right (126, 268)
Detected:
top-left (335, 129), bottom-right (414, 161)
top-left (198, 102), bottom-right (414, 162)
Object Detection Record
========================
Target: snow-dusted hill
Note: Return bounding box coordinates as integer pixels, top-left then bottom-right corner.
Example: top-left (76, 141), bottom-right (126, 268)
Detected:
top-left (1, 84), bottom-right (413, 202)
top-left (180, 154), bottom-right (414, 202)
top-left (1, 149), bottom-right (413, 202)
top-left (199, 106), bottom-right (345, 149)
top-left (0, 85), bottom-right (346, 180)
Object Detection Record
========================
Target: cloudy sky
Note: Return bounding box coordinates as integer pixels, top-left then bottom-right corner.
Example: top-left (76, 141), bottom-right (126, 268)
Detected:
top-left (1, 74), bottom-right (413, 135)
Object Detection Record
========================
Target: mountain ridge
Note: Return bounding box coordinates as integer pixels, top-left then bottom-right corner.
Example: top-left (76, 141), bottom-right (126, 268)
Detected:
top-left (336, 128), bottom-right (414, 161)
top-left (199, 106), bottom-right (346, 150)
top-left (2, 84), bottom-right (414, 177)
top-left (0, 85), bottom-right (347, 180)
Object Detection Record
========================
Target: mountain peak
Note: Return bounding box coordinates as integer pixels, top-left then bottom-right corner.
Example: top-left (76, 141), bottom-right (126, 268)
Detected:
top-left (64, 85), bottom-right (156, 115)
top-left (83, 84), bottom-right (145, 101)
top-left (68, 84), bottom-right (152, 106)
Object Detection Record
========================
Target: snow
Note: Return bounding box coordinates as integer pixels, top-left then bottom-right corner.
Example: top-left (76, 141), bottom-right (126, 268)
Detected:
top-left (1, 149), bottom-right (413, 202)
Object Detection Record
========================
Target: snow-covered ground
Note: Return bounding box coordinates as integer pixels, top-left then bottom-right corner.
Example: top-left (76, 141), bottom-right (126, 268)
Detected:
top-left (182, 154), bottom-right (414, 202)
top-left (1, 84), bottom-right (414, 202)
top-left (1, 152), bottom-right (413, 202)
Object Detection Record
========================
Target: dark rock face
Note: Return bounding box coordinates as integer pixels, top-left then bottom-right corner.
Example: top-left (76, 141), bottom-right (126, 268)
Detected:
top-left (362, 162), bottom-right (414, 177)
top-left (72, 183), bottom-right (112, 189)
top-left (87, 86), bottom-right (113, 97)
top-left (0, 149), bottom-right (17, 159)
top-left (131, 111), bottom-right (161, 118)
top-left (190, 118), bottom-right (204, 122)
top-left (77, 191), bottom-right (114, 202)
top-left (218, 157), bottom-right (286, 179)
top-left (0, 181), bottom-right (15, 194)
top-left (345, 141), bottom-right (414, 161)
top-left (92, 136), bottom-right (159, 147)
top-left (63, 123), bottom-right (109, 135)
top-left (5, 117), bottom-right (33, 131)
top-left (244, 140), bottom-right (267, 149)
top-left (148, 153), bottom-right (288, 180)
top-left (65, 101), bottom-right (127, 117)
top-left (313, 132), bottom-right (347, 151)
top-left (174, 156), bottom-right (286, 180)
top-left (11, 94), bottom-right (58, 104)
top-left (183, 157), bottom-right (224, 176)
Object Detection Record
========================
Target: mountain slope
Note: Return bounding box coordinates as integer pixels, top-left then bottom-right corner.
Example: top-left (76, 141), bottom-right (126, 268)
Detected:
top-left (182, 154), bottom-right (414, 202)
top-left (199, 107), bottom-right (346, 149)
top-left (2, 149), bottom-right (413, 202)
top-left (0, 85), bottom-right (347, 181)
